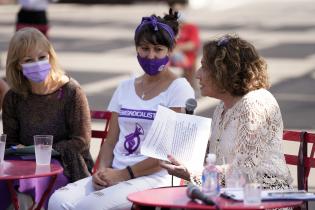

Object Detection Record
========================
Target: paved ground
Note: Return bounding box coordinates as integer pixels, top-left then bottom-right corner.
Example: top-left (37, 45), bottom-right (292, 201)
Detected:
top-left (0, 0), bottom-right (314, 194)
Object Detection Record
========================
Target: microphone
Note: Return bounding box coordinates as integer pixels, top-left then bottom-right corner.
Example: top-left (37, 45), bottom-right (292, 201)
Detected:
top-left (185, 98), bottom-right (197, 115)
top-left (186, 184), bottom-right (216, 206)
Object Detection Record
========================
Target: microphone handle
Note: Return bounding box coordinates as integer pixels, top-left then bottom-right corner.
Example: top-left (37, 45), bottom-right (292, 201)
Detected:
top-left (185, 109), bottom-right (194, 115)
top-left (203, 196), bottom-right (220, 210)
top-left (203, 197), bottom-right (216, 205)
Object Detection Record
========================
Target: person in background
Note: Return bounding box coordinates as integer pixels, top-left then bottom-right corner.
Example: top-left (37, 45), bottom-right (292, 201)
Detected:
top-left (48, 9), bottom-right (194, 210)
top-left (167, 0), bottom-right (200, 90)
top-left (161, 34), bottom-right (293, 191)
top-left (16, 0), bottom-right (58, 37)
top-left (0, 78), bottom-right (9, 111)
top-left (1, 27), bottom-right (93, 209)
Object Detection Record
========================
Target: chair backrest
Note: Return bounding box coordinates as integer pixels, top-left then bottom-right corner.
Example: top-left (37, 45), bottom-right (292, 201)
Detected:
top-left (90, 110), bottom-right (112, 173)
top-left (283, 130), bottom-right (315, 191)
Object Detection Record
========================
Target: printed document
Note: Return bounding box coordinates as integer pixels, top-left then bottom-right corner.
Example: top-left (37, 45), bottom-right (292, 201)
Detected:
top-left (221, 188), bottom-right (315, 201)
top-left (141, 105), bottom-right (212, 172)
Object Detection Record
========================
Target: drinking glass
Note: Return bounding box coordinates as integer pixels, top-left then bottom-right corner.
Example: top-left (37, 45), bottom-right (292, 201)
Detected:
top-left (223, 157), bottom-right (246, 189)
top-left (34, 135), bottom-right (53, 165)
top-left (225, 169), bottom-right (246, 188)
top-left (35, 164), bottom-right (51, 174)
top-left (243, 170), bottom-right (262, 205)
top-left (243, 183), bottom-right (262, 205)
top-left (0, 134), bottom-right (7, 164)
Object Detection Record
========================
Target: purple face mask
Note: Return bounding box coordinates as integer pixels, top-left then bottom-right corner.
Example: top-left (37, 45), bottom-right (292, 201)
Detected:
top-left (137, 55), bottom-right (169, 76)
top-left (21, 60), bottom-right (51, 83)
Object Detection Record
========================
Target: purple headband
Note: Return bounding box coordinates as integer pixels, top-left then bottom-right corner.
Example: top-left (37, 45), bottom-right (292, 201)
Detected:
top-left (217, 36), bottom-right (230, 47)
top-left (134, 16), bottom-right (175, 44)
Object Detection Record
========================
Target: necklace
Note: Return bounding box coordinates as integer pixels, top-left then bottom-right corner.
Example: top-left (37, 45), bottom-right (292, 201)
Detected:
top-left (215, 97), bottom-right (241, 143)
top-left (215, 112), bottom-right (226, 155)
top-left (214, 98), bottom-right (241, 164)
top-left (214, 108), bottom-right (234, 156)
top-left (140, 77), bottom-right (161, 99)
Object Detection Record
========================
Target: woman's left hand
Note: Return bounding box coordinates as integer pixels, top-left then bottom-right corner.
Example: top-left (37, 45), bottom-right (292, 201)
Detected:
top-left (160, 154), bottom-right (191, 181)
top-left (99, 168), bottom-right (129, 187)
top-left (92, 170), bottom-right (108, 190)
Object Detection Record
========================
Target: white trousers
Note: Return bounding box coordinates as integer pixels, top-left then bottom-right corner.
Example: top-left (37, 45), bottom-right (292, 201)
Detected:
top-left (48, 174), bottom-right (171, 210)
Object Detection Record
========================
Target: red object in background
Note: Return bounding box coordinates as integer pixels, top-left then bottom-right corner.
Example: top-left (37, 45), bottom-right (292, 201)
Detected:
top-left (283, 130), bottom-right (315, 191)
top-left (90, 110), bottom-right (112, 174)
top-left (0, 160), bottom-right (63, 210)
top-left (171, 23), bottom-right (200, 69)
top-left (128, 186), bottom-right (303, 210)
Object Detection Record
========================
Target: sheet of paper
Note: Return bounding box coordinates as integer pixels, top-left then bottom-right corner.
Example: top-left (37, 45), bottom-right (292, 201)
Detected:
top-left (141, 105), bottom-right (212, 172)
top-left (221, 188), bottom-right (315, 201)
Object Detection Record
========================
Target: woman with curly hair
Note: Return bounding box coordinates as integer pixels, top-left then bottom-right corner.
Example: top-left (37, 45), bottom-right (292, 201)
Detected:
top-left (161, 34), bottom-right (293, 191)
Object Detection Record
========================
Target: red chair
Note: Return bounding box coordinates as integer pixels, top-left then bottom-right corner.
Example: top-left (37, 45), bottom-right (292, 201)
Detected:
top-left (283, 130), bottom-right (315, 210)
top-left (90, 110), bottom-right (112, 174)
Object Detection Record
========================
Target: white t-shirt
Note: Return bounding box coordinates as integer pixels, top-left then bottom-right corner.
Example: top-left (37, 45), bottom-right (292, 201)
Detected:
top-left (108, 77), bottom-right (194, 175)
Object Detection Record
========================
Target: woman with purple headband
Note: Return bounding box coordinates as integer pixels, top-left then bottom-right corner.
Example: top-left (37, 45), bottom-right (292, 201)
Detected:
top-left (49, 10), bottom-right (194, 210)
top-left (161, 34), bottom-right (293, 192)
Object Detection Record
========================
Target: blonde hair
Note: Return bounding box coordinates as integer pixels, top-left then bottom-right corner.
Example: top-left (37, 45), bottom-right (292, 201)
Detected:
top-left (6, 27), bottom-right (64, 97)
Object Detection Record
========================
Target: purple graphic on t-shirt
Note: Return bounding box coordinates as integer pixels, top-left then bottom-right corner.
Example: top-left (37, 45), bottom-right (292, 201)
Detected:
top-left (124, 123), bottom-right (144, 155)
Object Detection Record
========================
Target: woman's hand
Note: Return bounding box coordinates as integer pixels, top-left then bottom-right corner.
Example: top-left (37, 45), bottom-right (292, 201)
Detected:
top-left (92, 168), bottom-right (129, 190)
top-left (101, 168), bottom-right (130, 186)
top-left (92, 170), bottom-right (108, 190)
top-left (160, 154), bottom-right (191, 181)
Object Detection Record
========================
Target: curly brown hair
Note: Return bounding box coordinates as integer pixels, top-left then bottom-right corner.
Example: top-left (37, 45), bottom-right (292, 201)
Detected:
top-left (203, 34), bottom-right (270, 96)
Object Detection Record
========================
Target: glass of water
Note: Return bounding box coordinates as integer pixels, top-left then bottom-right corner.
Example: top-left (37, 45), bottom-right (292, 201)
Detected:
top-left (225, 168), bottom-right (246, 189)
top-left (243, 169), bottom-right (262, 205)
top-left (223, 157), bottom-right (246, 189)
top-left (34, 135), bottom-right (53, 165)
top-left (243, 182), bottom-right (262, 205)
top-left (0, 134), bottom-right (7, 164)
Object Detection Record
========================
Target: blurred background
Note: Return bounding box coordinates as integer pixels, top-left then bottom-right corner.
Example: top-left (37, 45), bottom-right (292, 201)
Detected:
top-left (0, 0), bottom-right (314, 191)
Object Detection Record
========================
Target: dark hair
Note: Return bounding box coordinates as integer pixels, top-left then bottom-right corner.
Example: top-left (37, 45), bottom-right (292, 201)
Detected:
top-left (134, 9), bottom-right (179, 49)
top-left (203, 34), bottom-right (270, 96)
top-left (167, 0), bottom-right (188, 7)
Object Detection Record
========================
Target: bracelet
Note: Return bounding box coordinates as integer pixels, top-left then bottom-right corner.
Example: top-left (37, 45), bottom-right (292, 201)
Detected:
top-left (126, 166), bottom-right (135, 179)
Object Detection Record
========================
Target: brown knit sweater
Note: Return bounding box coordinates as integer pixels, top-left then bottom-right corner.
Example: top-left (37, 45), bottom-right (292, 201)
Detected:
top-left (2, 78), bottom-right (93, 182)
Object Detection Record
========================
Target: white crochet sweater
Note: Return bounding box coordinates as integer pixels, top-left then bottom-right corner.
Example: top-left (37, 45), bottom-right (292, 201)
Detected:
top-left (208, 89), bottom-right (293, 189)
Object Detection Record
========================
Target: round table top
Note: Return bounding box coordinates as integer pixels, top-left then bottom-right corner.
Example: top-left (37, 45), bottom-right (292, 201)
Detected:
top-left (128, 186), bottom-right (303, 210)
top-left (0, 160), bottom-right (63, 180)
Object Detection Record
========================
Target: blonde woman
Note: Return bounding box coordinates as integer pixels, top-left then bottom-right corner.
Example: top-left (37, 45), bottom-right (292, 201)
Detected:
top-left (1, 27), bottom-right (93, 209)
